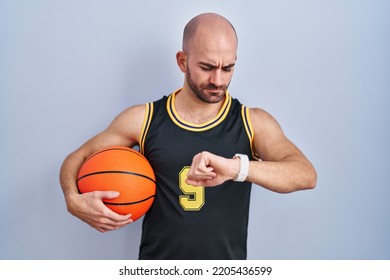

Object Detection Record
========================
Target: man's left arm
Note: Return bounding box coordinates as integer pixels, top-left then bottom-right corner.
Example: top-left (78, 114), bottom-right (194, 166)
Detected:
top-left (244, 107), bottom-right (317, 193)
top-left (186, 108), bottom-right (317, 193)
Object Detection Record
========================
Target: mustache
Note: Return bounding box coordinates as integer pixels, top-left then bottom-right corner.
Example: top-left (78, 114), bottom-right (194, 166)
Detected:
top-left (204, 84), bottom-right (227, 90)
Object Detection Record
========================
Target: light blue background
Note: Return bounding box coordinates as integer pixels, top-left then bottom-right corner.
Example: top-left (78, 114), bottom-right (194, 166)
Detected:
top-left (1, 0), bottom-right (389, 259)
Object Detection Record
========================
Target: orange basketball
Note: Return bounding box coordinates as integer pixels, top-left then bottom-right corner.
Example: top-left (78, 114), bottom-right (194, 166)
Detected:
top-left (77, 146), bottom-right (156, 221)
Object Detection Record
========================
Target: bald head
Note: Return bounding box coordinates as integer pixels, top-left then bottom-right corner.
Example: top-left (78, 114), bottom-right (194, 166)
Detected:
top-left (182, 13), bottom-right (238, 53)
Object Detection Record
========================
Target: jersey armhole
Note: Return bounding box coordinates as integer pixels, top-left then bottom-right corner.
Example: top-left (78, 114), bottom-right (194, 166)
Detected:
top-left (139, 102), bottom-right (154, 155)
top-left (241, 106), bottom-right (261, 160)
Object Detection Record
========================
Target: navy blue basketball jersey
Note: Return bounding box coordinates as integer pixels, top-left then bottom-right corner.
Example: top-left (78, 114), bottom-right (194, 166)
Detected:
top-left (138, 89), bottom-right (259, 260)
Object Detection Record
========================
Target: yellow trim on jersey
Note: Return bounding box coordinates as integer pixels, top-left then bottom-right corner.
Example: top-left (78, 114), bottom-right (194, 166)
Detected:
top-left (139, 102), bottom-right (154, 155)
top-left (241, 106), bottom-right (261, 160)
top-left (167, 88), bottom-right (232, 132)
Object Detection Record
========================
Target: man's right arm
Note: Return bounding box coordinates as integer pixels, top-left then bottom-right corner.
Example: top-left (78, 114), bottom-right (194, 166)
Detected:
top-left (59, 104), bottom-right (146, 232)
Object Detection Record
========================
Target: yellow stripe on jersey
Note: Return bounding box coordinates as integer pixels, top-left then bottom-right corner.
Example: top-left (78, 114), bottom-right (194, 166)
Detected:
top-left (167, 88), bottom-right (232, 132)
top-left (241, 106), bottom-right (261, 160)
top-left (139, 102), bottom-right (154, 155)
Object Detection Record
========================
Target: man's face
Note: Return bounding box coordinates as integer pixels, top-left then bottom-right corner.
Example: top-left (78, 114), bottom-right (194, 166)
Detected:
top-left (183, 31), bottom-right (237, 104)
top-left (185, 56), bottom-right (235, 104)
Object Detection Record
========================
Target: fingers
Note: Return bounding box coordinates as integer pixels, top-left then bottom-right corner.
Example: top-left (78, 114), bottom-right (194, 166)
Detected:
top-left (95, 190), bottom-right (120, 200)
top-left (187, 152), bottom-right (217, 181)
top-left (186, 151), bottom-right (238, 187)
top-left (76, 191), bottom-right (134, 233)
top-left (91, 210), bottom-right (134, 233)
top-left (187, 172), bottom-right (216, 182)
top-left (93, 213), bottom-right (133, 233)
top-left (185, 178), bottom-right (208, 186)
top-left (93, 199), bottom-right (134, 232)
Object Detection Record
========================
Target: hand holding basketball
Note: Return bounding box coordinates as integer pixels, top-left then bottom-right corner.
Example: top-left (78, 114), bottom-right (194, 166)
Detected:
top-left (77, 146), bottom-right (156, 221)
top-left (66, 191), bottom-right (133, 233)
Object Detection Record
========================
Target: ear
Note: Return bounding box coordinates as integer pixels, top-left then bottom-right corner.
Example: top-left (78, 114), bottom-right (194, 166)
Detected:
top-left (176, 51), bottom-right (187, 73)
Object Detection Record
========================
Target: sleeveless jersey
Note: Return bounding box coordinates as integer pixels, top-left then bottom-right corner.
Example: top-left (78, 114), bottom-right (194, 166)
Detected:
top-left (138, 89), bottom-right (259, 260)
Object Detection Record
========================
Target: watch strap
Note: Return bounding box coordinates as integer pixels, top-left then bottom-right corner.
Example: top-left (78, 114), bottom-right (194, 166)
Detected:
top-left (233, 154), bottom-right (249, 182)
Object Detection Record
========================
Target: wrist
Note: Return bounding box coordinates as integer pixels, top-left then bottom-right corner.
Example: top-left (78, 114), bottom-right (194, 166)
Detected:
top-left (231, 157), bottom-right (240, 180)
top-left (233, 154), bottom-right (249, 182)
top-left (65, 190), bottom-right (80, 211)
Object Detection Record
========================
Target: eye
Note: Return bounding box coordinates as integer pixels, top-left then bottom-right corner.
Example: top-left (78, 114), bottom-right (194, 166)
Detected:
top-left (200, 65), bottom-right (213, 71)
top-left (222, 67), bottom-right (233, 72)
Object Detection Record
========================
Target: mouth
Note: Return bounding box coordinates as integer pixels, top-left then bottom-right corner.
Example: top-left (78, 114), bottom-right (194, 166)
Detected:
top-left (205, 88), bottom-right (225, 95)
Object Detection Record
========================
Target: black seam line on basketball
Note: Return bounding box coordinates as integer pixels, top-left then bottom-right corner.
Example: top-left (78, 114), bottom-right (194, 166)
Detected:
top-left (77, 170), bottom-right (156, 184)
top-left (87, 147), bottom-right (146, 162)
top-left (104, 195), bottom-right (155, 205)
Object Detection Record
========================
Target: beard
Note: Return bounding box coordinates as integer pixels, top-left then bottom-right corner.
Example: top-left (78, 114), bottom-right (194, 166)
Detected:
top-left (186, 69), bottom-right (229, 104)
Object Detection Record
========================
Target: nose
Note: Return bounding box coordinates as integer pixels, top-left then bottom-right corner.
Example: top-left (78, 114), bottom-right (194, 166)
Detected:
top-left (209, 69), bottom-right (223, 88)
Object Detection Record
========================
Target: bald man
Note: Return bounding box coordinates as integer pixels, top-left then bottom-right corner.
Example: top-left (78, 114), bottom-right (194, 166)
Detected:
top-left (60, 13), bottom-right (317, 260)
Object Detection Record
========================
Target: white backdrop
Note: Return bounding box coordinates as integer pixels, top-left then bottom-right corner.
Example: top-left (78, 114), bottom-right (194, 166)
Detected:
top-left (1, 0), bottom-right (389, 259)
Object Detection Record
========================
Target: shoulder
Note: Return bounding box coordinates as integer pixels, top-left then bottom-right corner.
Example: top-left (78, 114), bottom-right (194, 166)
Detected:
top-left (248, 107), bottom-right (298, 161)
top-left (248, 107), bottom-right (287, 151)
top-left (123, 103), bottom-right (147, 115)
top-left (114, 96), bottom-right (168, 130)
top-left (248, 107), bottom-right (283, 132)
top-left (112, 104), bottom-right (146, 125)
top-left (106, 104), bottom-right (148, 144)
